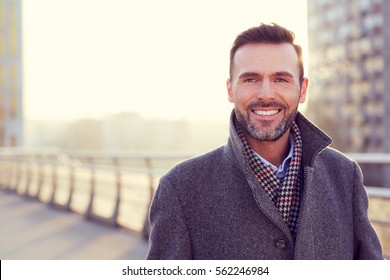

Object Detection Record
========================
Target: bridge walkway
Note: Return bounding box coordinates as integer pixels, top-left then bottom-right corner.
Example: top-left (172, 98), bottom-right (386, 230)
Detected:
top-left (0, 191), bottom-right (149, 259)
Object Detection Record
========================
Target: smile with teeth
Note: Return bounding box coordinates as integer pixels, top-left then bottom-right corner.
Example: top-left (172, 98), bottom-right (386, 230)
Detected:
top-left (253, 109), bottom-right (281, 116)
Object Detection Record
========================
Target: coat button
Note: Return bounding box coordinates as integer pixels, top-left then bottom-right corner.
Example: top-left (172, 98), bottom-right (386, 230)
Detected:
top-left (274, 239), bottom-right (287, 249)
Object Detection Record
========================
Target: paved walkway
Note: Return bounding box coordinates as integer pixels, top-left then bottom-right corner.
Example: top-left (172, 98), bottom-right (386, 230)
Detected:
top-left (0, 190), bottom-right (149, 259)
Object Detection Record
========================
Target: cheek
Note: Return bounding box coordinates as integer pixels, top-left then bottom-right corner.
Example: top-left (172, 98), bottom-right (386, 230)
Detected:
top-left (273, 83), bottom-right (300, 93)
top-left (273, 84), bottom-right (302, 102)
top-left (233, 84), bottom-right (259, 98)
top-left (232, 89), bottom-right (253, 107)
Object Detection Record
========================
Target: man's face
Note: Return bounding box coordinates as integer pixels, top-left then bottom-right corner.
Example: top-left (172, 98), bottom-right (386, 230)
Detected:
top-left (227, 43), bottom-right (308, 142)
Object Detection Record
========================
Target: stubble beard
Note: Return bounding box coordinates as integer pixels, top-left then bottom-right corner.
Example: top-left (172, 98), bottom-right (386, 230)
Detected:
top-left (235, 105), bottom-right (298, 142)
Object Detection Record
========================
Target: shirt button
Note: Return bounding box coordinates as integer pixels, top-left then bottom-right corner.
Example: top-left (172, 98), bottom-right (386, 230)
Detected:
top-left (274, 239), bottom-right (287, 249)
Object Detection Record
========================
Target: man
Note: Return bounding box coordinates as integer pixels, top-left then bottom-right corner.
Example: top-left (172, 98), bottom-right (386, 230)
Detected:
top-left (146, 23), bottom-right (383, 259)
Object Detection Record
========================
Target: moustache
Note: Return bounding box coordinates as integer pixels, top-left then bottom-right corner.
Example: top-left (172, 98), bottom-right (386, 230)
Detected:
top-left (246, 101), bottom-right (286, 110)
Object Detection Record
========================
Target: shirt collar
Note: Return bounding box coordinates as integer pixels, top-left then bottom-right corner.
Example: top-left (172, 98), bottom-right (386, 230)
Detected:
top-left (254, 133), bottom-right (294, 178)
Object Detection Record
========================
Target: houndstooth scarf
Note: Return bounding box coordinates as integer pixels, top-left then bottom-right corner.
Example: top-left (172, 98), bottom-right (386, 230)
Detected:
top-left (236, 121), bottom-right (303, 238)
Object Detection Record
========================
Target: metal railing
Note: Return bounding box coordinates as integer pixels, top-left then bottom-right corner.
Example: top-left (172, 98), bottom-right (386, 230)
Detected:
top-left (0, 148), bottom-right (389, 256)
top-left (0, 148), bottom-right (192, 238)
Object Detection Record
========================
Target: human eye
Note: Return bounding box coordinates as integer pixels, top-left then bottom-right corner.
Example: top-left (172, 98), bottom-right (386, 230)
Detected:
top-left (274, 77), bottom-right (288, 83)
top-left (243, 78), bottom-right (258, 83)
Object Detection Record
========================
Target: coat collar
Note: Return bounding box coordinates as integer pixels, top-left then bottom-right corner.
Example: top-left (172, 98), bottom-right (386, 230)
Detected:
top-left (224, 110), bottom-right (333, 242)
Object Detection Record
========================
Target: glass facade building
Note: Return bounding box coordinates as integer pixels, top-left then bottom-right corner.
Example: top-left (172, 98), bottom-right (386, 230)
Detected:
top-left (306, 0), bottom-right (389, 152)
top-left (0, 0), bottom-right (23, 147)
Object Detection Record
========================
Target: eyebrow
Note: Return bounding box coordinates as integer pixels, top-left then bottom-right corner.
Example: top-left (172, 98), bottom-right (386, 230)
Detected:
top-left (238, 71), bottom-right (295, 80)
top-left (273, 71), bottom-right (294, 78)
top-left (238, 72), bottom-right (262, 79)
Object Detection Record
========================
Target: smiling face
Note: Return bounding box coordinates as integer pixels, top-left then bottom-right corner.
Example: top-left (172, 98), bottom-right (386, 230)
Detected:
top-left (227, 43), bottom-right (308, 143)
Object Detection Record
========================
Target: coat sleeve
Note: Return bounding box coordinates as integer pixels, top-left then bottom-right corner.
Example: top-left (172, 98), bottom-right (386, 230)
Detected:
top-left (352, 162), bottom-right (384, 259)
top-left (146, 175), bottom-right (192, 260)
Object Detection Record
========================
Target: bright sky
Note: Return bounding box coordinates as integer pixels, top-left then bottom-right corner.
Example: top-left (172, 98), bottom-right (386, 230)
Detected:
top-left (22, 0), bottom-right (308, 121)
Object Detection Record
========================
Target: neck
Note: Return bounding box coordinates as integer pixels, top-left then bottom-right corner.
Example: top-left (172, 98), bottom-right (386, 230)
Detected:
top-left (244, 130), bottom-right (291, 167)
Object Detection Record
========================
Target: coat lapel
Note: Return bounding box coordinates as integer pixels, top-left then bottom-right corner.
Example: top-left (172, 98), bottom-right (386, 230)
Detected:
top-left (245, 165), bottom-right (294, 242)
top-left (293, 166), bottom-right (315, 259)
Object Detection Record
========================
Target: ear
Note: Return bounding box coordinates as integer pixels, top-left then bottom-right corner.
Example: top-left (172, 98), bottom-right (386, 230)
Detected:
top-left (299, 78), bottom-right (308, 104)
top-left (227, 79), bottom-right (234, 103)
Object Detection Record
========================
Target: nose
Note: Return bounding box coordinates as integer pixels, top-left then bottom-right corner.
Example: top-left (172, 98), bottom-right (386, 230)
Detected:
top-left (255, 79), bottom-right (276, 100)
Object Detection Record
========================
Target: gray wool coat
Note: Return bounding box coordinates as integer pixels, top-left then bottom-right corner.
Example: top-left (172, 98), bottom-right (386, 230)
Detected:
top-left (147, 112), bottom-right (383, 260)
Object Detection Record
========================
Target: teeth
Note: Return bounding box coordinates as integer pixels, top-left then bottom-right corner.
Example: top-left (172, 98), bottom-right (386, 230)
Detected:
top-left (253, 109), bottom-right (279, 116)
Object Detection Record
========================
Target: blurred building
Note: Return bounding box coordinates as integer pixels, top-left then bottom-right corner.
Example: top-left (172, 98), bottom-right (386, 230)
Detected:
top-left (306, 0), bottom-right (389, 153)
top-left (0, 0), bottom-right (23, 147)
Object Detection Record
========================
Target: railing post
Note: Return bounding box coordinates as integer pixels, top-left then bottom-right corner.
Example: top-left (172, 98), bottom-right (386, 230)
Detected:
top-left (111, 157), bottom-right (121, 226)
top-left (24, 155), bottom-right (33, 197)
top-left (16, 156), bottom-right (24, 195)
top-left (66, 160), bottom-right (75, 211)
top-left (5, 157), bottom-right (15, 191)
top-left (29, 155), bottom-right (40, 200)
top-left (86, 157), bottom-right (95, 219)
top-left (35, 155), bottom-right (44, 200)
top-left (142, 157), bottom-right (154, 239)
top-left (49, 155), bottom-right (58, 205)
top-left (145, 157), bottom-right (154, 203)
top-left (15, 156), bottom-right (23, 193)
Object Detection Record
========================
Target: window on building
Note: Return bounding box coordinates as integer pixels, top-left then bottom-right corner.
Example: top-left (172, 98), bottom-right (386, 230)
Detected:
top-left (373, 35), bottom-right (383, 50)
top-left (0, 103), bottom-right (4, 123)
top-left (0, 1), bottom-right (4, 31)
top-left (8, 29), bottom-right (18, 57)
top-left (0, 67), bottom-right (4, 87)
top-left (374, 76), bottom-right (384, 94)
top-left (8, 64), bottom-right (18, 91)
top-left (326, 44), bottom-right (345, 60)
top-left (0, 127), bottom-right (4, 146)
top-left (364, 55), bottom-right (384, 73)
top-left (10, 135), bottom-right (17, 147)
top-left (0, 95), bottom-right (4, 123)
top-left (0, 38), bottom-right (4, 58)
top-left (9, 94), bottom-right (18, 118)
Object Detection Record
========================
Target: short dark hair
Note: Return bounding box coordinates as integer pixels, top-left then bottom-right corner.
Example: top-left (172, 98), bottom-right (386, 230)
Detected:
top-left (229, 23), bottom-right (304, 82)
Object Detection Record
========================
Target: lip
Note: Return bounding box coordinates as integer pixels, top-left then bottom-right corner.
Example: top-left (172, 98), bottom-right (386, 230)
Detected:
top-left (251, 108), bottom-right (282, 120)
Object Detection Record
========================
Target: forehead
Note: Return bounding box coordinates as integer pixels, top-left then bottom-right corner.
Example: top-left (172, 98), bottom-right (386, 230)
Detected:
top-left (232, 43), bottom-right (300, 79)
